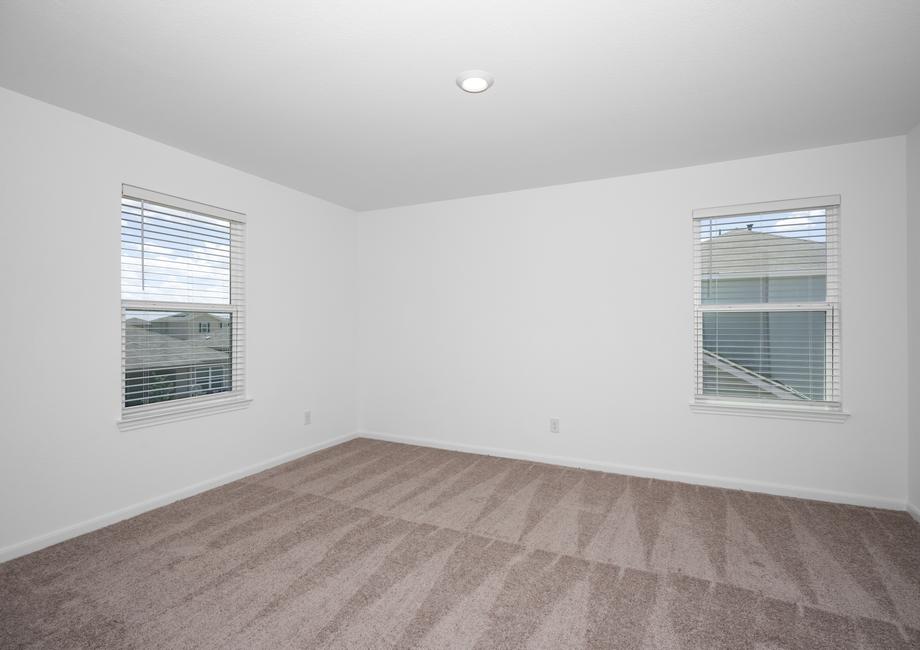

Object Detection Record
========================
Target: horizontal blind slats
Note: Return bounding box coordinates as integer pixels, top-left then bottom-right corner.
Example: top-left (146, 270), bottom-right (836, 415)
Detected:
top-left (693, 203), bottom-right (840, 404)
top-left (121, 192), bottom-right (245, 412)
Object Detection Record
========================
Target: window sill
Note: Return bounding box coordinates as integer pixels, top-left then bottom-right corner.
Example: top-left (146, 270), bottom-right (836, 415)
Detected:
top-left (118, 396), bottom-right (252, 431)
top-left (689, 400), bottom-right (850, 423)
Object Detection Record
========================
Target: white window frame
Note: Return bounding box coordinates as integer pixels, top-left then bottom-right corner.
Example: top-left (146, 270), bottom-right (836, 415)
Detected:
top-left (118, 185), bottom-right (250, 430)
top-left (690, 195), bottom-right (848, 422)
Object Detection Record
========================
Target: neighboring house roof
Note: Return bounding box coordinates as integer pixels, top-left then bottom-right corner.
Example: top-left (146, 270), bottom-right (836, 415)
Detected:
top-left (700, 230), bottom-right (826, 278)
top-left (125, 323), bottom-right (229, 371)
top-left (151, 312), bottom-right (230, 324)
top-left (143, 312), bottom-right (232, 350)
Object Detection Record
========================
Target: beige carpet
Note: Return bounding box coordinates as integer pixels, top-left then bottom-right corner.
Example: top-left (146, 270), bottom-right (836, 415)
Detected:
top-left (2, 438), bottom-right (919, 649)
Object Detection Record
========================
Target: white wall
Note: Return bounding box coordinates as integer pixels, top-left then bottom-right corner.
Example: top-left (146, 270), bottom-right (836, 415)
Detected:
top-left (909, 123), bottom-right (920, 516)
top-left (357, 137), bottom-right (909, 507)
top-left (0, 88), bottom-right (358, 557)
top-left (1, 85), bottom-right (914, 561)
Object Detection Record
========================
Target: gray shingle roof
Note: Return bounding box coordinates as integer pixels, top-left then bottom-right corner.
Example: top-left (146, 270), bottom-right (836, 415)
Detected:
top-left (125, 324), bottom-right (229, 371)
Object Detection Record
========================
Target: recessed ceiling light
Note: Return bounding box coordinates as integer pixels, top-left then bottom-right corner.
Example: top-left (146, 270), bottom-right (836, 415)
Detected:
top-left (456, 70), bottom-right (494, 94)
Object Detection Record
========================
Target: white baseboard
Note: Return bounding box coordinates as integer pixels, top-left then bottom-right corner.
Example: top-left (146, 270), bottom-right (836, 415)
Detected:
top-left (0, 433), bottom-right (357, 564)
top-left (359, 431), bottom-right (908, 512)
top-left (4, 430), bottom-right (912, 565)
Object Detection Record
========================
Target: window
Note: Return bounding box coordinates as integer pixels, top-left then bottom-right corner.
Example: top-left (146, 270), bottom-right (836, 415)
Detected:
top-left (119, 185), bottom-right (248, 429)
top-left (692, 196), bottom-right (846, 421)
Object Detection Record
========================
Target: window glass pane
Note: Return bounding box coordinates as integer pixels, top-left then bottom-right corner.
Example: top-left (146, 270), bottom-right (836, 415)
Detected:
top-left (125, 310), bottom-right (232, 407)
top-left (699, 209), bottom-right (828, 305)
top-left (702, 311), bottom-right (826, 401)
top-left (701, 276), bottom-right (826, 305)
top-left (121, 198), bottom-right (232, 303)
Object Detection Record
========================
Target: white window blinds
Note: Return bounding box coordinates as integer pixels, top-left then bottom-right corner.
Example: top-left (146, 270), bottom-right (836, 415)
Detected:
top-left (120, 185), bottom-right (246, 424)
top-left (693, 196), bottom-right (840, 409)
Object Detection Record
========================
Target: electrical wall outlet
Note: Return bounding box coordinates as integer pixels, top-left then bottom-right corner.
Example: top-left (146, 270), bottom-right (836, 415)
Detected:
top-left (304, 410), bottom-right (312, 425)
top-left (549, 418), bottom-right (560, 434)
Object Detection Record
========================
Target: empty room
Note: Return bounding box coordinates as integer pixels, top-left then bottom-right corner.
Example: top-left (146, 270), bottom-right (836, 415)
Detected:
top-left (1, 1), bottom-right (920, 648)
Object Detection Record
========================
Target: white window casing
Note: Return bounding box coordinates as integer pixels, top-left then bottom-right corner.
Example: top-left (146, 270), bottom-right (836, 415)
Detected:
top-left (691, 195), bottom-right (848, 422)
top-left (118, 185), bottom-right (249, 430)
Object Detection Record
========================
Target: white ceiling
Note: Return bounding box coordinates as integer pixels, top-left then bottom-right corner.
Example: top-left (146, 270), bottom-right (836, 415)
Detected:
top-left (2, 1), bottom-right (919, 211)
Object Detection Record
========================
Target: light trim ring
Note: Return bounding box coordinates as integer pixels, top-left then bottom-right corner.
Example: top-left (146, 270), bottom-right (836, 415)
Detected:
top-left (456, 70), bottom-right (494, 93)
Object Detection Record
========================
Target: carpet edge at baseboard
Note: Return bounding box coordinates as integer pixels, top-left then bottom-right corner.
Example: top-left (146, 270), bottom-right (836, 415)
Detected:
top-left (4, 430), bottom-right (911, 564)
top-left (0, 432), bottom-right (358, 564)
top-left (357, 430), bottom-right (908, 513)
